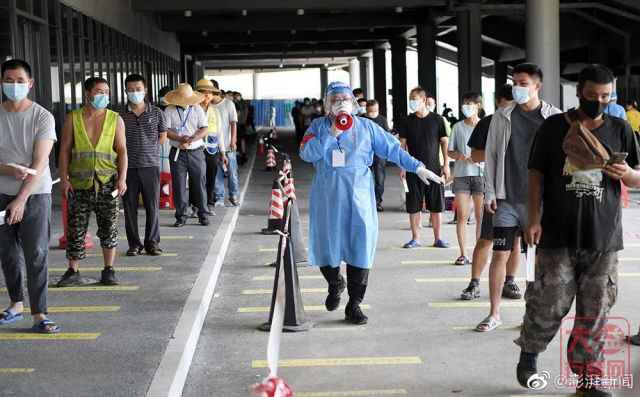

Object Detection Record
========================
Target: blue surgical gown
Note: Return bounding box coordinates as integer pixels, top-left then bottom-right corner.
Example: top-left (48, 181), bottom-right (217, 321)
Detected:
top-left (299, 116), bottom-right (424, 269)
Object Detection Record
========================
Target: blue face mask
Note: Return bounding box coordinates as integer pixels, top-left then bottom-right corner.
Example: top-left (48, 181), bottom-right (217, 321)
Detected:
top-left (91, 94), bottom-right (110, 109)
top-left (512, 86), bottom-right (531, 105)
top-left (2, 83), bottom-right (30, 102)
top-left (409, 100), bottom-right (423, 112)
top-left (127, 91), bottom-right (145, 105)
top-left (358, 106), bottom-right (366, 115)
top-left (461, 104), bottom-right (478, 118)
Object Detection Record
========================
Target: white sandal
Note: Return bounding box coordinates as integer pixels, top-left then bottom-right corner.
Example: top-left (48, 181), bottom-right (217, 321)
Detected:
top-left (475, 316), bottom-right (502, 332)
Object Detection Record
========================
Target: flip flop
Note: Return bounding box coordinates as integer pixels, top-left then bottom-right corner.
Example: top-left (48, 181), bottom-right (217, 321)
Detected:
top-left (433, 239), bottom-right (451, 248)
top-left (454, 255), bottom-right (470, 266)
top-left (32, 318), bottom-right (61, 334)
top-left (403, 239), bottom-right (422, 249)
top-left (0, 310), bottom-right (24, 325)
top-left (475, 316), bottom-right (502, 332)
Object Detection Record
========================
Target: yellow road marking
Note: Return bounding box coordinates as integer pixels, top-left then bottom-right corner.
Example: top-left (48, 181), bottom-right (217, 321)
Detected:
top-left (296, 389), bottom-right (408, 397)
top-left (85, 252), bottom-right (179, 257)
top-left (429, 301), bottom-right (525, 308)
top-left (619, 257), bottom-right (640, 261)
top-left (239, 304), bottom-right (371, 313)
top-left (452, 325), bottom-right (521, 330)
top-left (253, 275), bottom-right (324, 281)
top-left (0, 333), bottom-right (100, 340)
top-left (0, 368), bottom-right (35, 373)
top-left (259, 248), bottom-right (308, 253)
top-left (619, 272), bottom-right (640, 276)
top-left (118, 235), bottom-right (193, 240)
top-left (252, 356), bottom-right (422, 368)
top-left (243, 288), bottom-right (325, 295)
top-left (401, 260), bottom-right (453, 265)
top-left (49, 286), bottom-right (139, 292)
top-left (623, 244), bottom-right (640, 247)
top-left (417, 277), bottom-right (525, 283)
top-left (50, 267), bottom-right (161, 272)
top-left (25, 306), bottom-right (120, 313)
top-left (390, 246), bottom-right (473, 251)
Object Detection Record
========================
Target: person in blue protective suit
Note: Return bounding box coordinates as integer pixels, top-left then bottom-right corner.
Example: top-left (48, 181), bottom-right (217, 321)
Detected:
top-left (299, 81), bottom-right (442, 324)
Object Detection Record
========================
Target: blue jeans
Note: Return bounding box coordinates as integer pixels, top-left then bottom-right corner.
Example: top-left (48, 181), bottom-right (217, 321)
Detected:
top-left (371, 155), bottom-right (386, 205)
top-left (214, 151), bottom-right (239, 201)
top-left (0, 193), bottom-right (51, 314)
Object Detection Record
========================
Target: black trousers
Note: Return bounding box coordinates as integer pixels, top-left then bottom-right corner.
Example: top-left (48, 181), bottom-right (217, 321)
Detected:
top-left (169, 147), bottom-right (208, 221)
top-left (122, 166), bottom-right (160, 250)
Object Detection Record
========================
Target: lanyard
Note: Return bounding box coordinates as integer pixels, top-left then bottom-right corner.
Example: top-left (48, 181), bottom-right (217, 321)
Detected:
top-left (177, 106), bottom-right (192, 131)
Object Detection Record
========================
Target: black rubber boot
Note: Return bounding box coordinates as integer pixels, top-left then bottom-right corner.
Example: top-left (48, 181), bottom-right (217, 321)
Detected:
top-left (319, 266), bottom-right (346, 311)
top-left (516, 351), bottom-right (538, 388)
top-left (345, 265), bottom-right (369, 325)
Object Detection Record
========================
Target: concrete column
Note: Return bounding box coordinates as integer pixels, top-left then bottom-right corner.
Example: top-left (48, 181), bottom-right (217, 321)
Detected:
top-left (417, 14), bottom-right (438, 99)
top-left (349, 58), bottom-right (360, 90)
top-left (526, 0), bottom-right (560, 106)
top-left (253, 72), bottom-right (260, 99)
top-left (373, 48), bottom-right (387, 117)
top-left (494, 61), bottom-right (508, 97)
top-left (456, 2), bottom-right (482, 99)
top-left (357, 56), bottom-right (370, 97)
top-left (391, 37), bottom-right (408, 125)
top-left (320, 67), bottom-right (328, 98)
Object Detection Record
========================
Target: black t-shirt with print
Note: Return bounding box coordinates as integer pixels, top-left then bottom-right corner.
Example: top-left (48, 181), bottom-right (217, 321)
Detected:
top-left (528, 112), bottom-right (640, 251)
top-left (397, 112), bottom-right (446, 173)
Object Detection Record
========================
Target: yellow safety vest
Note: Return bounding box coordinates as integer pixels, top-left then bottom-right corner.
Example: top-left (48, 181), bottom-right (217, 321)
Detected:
top-left (69, 108), bottom-right (119, 189)
top-left (204, 106), bottom-right (220, 154)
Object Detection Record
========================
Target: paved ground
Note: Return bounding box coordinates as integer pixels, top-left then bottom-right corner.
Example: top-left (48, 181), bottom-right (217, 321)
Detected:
top-left (0, 128), bottom-right (638, 396)
top-left (184, 129), bottom-right (640, 397)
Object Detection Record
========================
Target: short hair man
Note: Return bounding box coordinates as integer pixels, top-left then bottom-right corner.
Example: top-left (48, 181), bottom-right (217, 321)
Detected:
top-left (397, 86), bottom-right (450, 249)
top-left (477, 63), bottom-right (562, 332)
top-left (364, 99), bottom-right (390, 211)
top-left (516, 64), bottom-right (640, 397)
top-left (121, 73), bottom-right (167, 257)
top-left (58, 77), bottom-right (128, 287)
top-left (0, 59), bottom-right (59, 333)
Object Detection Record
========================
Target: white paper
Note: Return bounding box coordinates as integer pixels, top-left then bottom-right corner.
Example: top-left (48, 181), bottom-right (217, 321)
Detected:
top-left (0, 210), bottom-right (5, 226)
top-left (6, 163), bottom-right (37, 175)
top-left (173, 147), bottom-right (180, 162)
top-left (402, 178), bottom-right (409, 193)
top-left (332, 149), bottom-right (345, 167)
top-left (111, 189), bottom-right (119, 198)
top-left (526, 244), bottom-right (536, 282)
top-left (222, 163), bottom-right (228, 173)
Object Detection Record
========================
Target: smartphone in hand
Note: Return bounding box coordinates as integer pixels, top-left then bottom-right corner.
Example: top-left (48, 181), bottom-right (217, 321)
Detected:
top-left (607, 152), bottom-right (628, 165)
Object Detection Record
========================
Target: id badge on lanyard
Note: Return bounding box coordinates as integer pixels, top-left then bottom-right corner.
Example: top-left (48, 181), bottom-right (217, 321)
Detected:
top-left (176, 106), bottom-right (192, 135)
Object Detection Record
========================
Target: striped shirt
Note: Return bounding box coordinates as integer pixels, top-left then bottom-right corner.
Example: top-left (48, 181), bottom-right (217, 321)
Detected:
top-left (121, 101), bottom-right (167, 168)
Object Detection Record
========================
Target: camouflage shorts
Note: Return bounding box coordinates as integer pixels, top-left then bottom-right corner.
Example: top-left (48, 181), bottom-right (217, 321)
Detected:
top-left (66, 180), bottom-right (119, 260)
top-left (515, 248), bottom-right (618, 373)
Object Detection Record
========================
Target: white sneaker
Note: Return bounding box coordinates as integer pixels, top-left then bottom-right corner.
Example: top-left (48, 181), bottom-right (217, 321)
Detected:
top-left (214, 199), bottom-right (225, 208)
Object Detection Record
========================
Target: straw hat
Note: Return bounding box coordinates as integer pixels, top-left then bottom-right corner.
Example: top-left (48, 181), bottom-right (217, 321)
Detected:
top-left (165, 83), bottom-right (205, 106)
top-left (195, 78), bottom-right (220, 94)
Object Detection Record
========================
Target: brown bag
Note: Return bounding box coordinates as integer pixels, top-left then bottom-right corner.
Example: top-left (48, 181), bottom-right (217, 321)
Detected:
top-left (561, 110), bottom-right (609, 170)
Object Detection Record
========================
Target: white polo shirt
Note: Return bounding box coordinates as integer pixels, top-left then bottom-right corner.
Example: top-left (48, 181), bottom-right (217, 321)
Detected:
top-left (212, 98), bottom-right (238, 151)
top-left (164, 104), bottom-right (208, 150)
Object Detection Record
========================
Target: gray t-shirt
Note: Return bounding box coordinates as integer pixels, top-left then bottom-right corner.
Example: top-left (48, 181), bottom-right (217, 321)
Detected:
top-left (0, 102), bottom-right (57, 195)
top-left (504, 104), bottom-right (545, 203)
top-left (212, 98), bottom-right (238, 152)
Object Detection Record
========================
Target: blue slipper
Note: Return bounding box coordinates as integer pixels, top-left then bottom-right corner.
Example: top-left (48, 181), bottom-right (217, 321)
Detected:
top-left (32, 318), bottom-right (61, 334)
top-left (403, 239), bottom-right (422, 249)
top-left (433, 239), bottom-right (451, 248)
top-left (0, 310), bottom-right (24, 325)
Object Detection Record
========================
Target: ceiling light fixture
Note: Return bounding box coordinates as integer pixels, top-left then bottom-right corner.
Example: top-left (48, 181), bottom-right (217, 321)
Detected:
top-left (184, 10), bottom-right (192, 17)
top-left (395, 6), bottom-right (403, 13)
top-left (241, 9), bottom-right (247, 16)
top-left (201, 31), bottom-right (208, 37)
top-left (297, 9), bottom-right (304, 16)
top-left (302, 64), bottom-right (305, 68)
top-left (279, 64), bottom-right (284, 68)
top-left (291, 30), bottom-right (296, 35)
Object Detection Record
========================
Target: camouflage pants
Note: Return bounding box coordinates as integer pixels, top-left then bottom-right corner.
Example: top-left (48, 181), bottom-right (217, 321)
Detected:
top-left (515, 248), bottom-right (618, 374)
top-left (66, 180), bottom-right (119, 260)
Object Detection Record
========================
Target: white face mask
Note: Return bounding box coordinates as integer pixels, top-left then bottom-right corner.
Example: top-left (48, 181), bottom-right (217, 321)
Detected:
top-left (461, 104), bottom-right (478, 118)
top-left (426, 105), bottom-right (435, 113)
top-left (331, 100), bottom-right (353, 116)
top-left (409, 100), bottom-right (423, 112)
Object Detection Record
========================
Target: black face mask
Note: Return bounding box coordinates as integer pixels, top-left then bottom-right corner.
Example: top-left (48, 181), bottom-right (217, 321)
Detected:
top-left (579, 94), bottom-right (608, 120)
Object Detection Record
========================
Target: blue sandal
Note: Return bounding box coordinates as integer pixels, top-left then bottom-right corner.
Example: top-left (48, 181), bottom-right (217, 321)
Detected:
top-left (433, 239), bottom-right (451, 248)
top-left (403, 239), bottom-right (422, 249)
top-left (0, 310), bottom-right (24, 325)
top-left (32, 318), bottom-right (61, 334)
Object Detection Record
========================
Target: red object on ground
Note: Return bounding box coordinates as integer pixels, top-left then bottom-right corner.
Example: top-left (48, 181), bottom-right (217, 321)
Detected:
top-left (258, 134), bottom-right (265, 155)
top-left (58, 194), bottom-right (95, 250)
top-left (159, 172), bottom-right (174, 209)
top-left (250, 375), bottom-right (293, 397)
top-left (335, 112), bottom-right (353, 131)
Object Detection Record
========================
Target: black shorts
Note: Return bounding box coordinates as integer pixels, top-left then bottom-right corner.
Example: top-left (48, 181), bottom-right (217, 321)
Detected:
top-left (405, 172), bottom-right (444, 214)
top-left (492, 227), bottom-right (525, 252)
top-left (237, 124), bottom-right (246, 139)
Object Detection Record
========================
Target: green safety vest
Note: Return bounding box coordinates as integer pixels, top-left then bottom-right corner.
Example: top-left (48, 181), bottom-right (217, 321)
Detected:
top-left (69, 108), bottom-right (119, 189)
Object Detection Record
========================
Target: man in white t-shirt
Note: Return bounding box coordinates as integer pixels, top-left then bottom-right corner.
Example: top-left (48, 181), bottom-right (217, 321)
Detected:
top-left (0, 59), bottom-right (59, 333)
top-left (164, 83), bottom-right (210, 227)
top-left (210, 79), bottom-right (240, 207)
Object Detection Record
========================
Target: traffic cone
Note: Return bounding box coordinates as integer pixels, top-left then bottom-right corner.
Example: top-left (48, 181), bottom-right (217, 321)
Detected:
top-left (58, 194), bottom-right (95, 250)
top-left (261, 179), bottom-right (284, 235)
top-left (265, 148), bottom-right (277, 171)
top-left (268, 168), bottom-right (306, 265)
top-left (259, 197), bottom-right (314, 332)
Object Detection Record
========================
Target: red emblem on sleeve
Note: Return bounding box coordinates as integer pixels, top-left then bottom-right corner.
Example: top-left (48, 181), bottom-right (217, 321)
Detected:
top-left (299, 133), bottom-right (316, 150)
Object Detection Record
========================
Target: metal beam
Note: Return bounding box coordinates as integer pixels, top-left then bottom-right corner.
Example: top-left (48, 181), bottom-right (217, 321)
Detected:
top-left (133, 0), bottom-right (447, 11)
top-left (183, 42), bottom-right (379, 56)
top-left (160, 13), bottom-right (415, 32)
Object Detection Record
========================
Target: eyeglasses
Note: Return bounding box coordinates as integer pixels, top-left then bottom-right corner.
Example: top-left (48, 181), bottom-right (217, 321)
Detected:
top-left (330, 98), bottom-right (352, 106)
